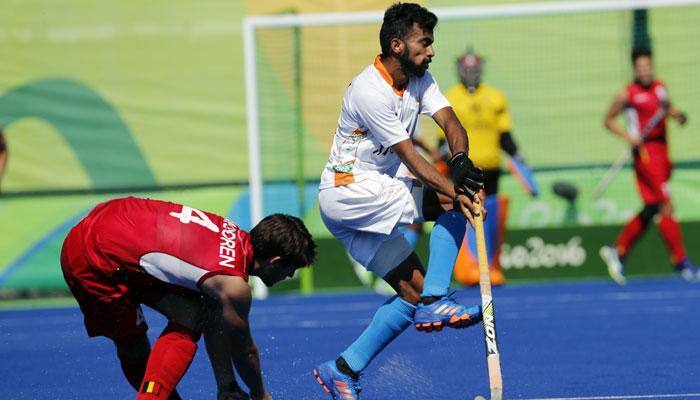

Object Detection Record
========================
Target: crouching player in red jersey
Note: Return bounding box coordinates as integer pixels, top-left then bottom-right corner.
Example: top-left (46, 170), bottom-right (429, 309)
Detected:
top-left (60, 196), bottom-right (316, 400)
top-left (600, 48), bottom-right (696, 284)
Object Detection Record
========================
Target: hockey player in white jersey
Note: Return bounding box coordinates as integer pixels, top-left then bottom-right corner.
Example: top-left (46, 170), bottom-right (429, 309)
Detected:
top-left (313, 3), bottom-right (486, 399)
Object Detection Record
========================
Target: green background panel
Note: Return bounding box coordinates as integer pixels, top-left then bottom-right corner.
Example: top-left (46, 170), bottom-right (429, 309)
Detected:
top-left (0, 1), bottom-right (699, 295)
top-left (2, 184), bottom-right (699, 293)
top-left (2, 118), bottom-right (91, 190)
top-left (0, 1), bottom-right (249, 189)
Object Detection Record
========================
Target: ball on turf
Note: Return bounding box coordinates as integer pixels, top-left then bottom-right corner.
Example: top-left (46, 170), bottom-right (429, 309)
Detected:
top-left (474, 396), bottom-right (487, 400)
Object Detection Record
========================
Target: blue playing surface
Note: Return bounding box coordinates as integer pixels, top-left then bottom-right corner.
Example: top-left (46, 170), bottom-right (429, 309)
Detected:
top-left (1, 277), bottom-right (700, 399)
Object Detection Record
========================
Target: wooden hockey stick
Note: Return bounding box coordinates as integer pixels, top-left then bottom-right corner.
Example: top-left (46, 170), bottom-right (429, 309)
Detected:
top-left (465, 196), bottom-right (503, 400)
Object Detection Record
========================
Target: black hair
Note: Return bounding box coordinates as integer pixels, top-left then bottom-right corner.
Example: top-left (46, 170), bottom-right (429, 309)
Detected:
top-left (250, 214), bottom-right (316, 268)
top-left (380, 3), bottom-right (438, 56)
top-left (631, 47), bottom-right (652, 63)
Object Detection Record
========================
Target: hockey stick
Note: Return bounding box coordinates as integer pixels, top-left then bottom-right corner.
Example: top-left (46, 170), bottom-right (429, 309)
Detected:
top-left (591, 106), bottom-right (667, 199)
top-left (465, 196), bottom-right (503, 400)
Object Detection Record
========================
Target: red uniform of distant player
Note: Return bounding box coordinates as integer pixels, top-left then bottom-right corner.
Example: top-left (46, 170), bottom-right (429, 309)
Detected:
top-left (625, 80), bottom-right (672, 204)
top-left (61, 197), bottom-right (316, 400)
top-left (600, 48), bottom-right (697, 284)
top-left (61, 196), bottom-right (252, 341)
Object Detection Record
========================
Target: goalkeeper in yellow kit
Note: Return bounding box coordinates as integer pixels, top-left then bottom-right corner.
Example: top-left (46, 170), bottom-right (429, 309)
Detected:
top-left (437, 50), bottom-right (538, 286)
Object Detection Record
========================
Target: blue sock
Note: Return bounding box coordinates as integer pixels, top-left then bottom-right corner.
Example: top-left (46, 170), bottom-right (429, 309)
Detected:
top-left (421, 211), bottom-right (467, 298)
top-left (340, 296), bottom-right (415, 374)
top-left (401, 227), bottom-right (420, 249)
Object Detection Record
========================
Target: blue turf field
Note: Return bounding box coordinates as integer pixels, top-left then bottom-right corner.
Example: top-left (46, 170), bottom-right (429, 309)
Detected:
top-left (1, 277), bottom-right (700, 399)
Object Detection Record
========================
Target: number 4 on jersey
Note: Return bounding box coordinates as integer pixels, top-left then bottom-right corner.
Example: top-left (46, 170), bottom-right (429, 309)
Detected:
top-left (169, 205), bottom-right (220, 233)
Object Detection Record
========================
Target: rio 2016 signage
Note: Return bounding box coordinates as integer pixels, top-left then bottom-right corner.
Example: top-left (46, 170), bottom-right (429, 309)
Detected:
top-left (500, 236), bottom-right (586, 270)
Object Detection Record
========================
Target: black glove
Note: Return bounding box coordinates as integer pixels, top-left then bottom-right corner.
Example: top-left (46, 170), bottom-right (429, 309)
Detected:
top-left (447, 152), bottom-right (484, 198)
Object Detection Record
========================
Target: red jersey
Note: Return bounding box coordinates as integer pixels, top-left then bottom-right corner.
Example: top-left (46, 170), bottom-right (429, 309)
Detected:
top-left (75, 197), bottom-right (253, 292)
top-left (625, 80), bottom-right (669, 141)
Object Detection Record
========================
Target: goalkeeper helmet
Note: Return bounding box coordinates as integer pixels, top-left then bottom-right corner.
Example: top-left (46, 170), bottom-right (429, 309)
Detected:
top-left (457, 50), bottom-right (482, 93)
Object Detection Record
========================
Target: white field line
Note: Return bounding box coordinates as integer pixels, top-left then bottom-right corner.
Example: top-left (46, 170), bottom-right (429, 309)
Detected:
top-left (1, 302), bottom-right (688, 330)
top-left (521, 393), bottom-right (700, 400)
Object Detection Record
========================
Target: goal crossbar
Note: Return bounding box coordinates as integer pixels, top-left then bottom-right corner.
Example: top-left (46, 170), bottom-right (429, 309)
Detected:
top-left (245, 0), bottom-right (700, 29)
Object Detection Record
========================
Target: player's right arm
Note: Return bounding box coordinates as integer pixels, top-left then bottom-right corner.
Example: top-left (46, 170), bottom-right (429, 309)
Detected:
top-left (203, 309), bottom-right (250, 400)
top-left (393, 138), bottom-right (457, 199)
top-left (355, 85), bottom-right (481, 222)
top-left (393, 139), bottom-right (480, 224)
top-left (604, 88), bottom-right (639, 146)
top-left (200, 275), bottom-right (271, 400)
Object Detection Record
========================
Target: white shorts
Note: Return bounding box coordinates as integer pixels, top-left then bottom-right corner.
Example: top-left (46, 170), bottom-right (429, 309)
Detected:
top-left (319, 173), bottom-right (424, 277)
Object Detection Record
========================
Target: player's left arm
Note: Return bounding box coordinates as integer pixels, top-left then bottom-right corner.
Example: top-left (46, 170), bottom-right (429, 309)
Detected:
top-left (419, 75), bottom-right (485, 207)
top-left (495, 91), bottom-right (538, 196)
top-left (496, 94), bottom-right (517, 158)
top-left (501, 132), bottom-right (539, 197)
top-left (358, 85), bottom-right (482, 221)
top-left (432, 106), bottom-right (468, 156)
top-left (668, 105), bottom-right (688, 126)
top-left (658, 85), bottom-right (687, 126)
top-left (427, 107), bottom-right (484, 221)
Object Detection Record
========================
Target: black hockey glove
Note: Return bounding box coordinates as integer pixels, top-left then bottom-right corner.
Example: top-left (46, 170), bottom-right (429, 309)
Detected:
top-left (447, 152), bottom-right (484, 198)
